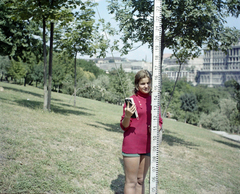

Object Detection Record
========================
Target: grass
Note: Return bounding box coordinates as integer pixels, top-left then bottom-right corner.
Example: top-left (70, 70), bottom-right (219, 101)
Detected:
top-left (0, 82), bottom-right (240, 194)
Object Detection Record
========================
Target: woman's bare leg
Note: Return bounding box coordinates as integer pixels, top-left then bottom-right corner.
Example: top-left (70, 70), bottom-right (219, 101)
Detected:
top-left (136, 155), bottom-right (150, 194)
top-left (123, 156), bottom-right (140, 194)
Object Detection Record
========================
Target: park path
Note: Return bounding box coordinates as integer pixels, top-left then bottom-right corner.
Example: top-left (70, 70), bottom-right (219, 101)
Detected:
top-left (211, 131), bottom-right (240, 143)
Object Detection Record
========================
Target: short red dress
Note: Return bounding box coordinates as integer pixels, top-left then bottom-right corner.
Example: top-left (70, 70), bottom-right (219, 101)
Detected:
top-left (120, 91), bottom-right (163, 154)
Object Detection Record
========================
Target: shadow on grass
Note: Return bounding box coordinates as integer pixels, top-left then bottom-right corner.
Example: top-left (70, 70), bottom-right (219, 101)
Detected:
top-left (15, 99), bottom-right (94, 116)
top-left (55, 102), bottom-right (90, 111)
top-left (111, 158), bottom-right (125, 194)
top-left (0, 96), bottom-right (9, 102)
top-left (163, 129), bottom-right (199, 149)
top-left (3, 86), bottom-right (62, 102)
top-left (88, 121), bottom-right (122, 133)
top-left (221, 136), bottom-right (240, 144)
top-left (213, 139), bottom-right (240, 149)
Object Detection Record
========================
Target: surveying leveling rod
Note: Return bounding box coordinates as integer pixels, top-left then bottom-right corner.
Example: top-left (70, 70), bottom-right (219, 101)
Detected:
top-left (150, 0), bottom-right (162, 193)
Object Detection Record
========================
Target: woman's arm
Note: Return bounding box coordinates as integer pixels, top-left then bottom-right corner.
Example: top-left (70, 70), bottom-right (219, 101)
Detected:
top-left (121, 116), bottom-right (131, 129)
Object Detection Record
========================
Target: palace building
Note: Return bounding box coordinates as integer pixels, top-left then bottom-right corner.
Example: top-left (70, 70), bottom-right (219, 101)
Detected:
top-left (196, 41), bottom-right (240, 87)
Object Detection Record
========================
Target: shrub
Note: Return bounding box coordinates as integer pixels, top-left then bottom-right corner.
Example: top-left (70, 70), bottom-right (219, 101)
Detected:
top-left (199, 111), bottom-right (231, 132)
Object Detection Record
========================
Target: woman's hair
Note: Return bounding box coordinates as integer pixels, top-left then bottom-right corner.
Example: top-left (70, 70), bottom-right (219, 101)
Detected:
top-left (134, 69), bottom-right (152, 94)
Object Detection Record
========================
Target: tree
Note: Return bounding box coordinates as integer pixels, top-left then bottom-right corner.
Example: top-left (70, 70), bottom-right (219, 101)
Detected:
top-left (32, 62), bottom-right (44, 87)
top-left (51, 53), bottom-right (73, 92)
top-left (76, 59), bottom-right (105, 78)
top-left (163, 48), bottom-right (195, 117)
top-left (107, 0), bottom-right (240, 120)
top-left (0, 56), bottom-right (11, 81)
top-left (199, 98), bottom-right (238, 133)
top-left (57, 1), bottom-right (108, 106)
top-left (233, 81), bottom-right (240, 110)
top-left (6, 58), bottom-right (27, 83)
top-left (6, 0), bottom-right (90, 111)
top-left (199, 111), bottom-right (231, 132)
top-left (0, 1), bottom-right (42, 62)
top-left (193, 86), bottom-right (226, 114)
top-left (108, 65), bottom-right (133, 104)
top-left (224, 79), bottom-right (238, 88)
top-left (180, 93), bottom-right (197, 123)
top-left (227, 80), bottom-right (240, 132)
top-left (22, 54), bottom-right (36, 86)
top-left (107, 0), bottom-right (240, 57)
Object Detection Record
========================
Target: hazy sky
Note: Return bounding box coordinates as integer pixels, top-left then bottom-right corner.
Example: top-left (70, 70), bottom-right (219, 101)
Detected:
top-left (88, 0), bottom-right (240, 62)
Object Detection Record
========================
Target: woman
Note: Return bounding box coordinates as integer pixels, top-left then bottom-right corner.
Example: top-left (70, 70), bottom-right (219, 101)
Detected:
top-left (120, 70), bottom-right (163, 194)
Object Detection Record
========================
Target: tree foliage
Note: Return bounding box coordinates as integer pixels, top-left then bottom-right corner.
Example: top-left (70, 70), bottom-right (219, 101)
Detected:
top-left (77, 59), bottom-right (105, 78)
top-left (0, 1), bottom-right (42, 62)
top-left (109, 65), bottom-right (134, 104)
top-left (32, 62), bottom-right (44, 87)
top-left (107, 0), bottom-right (240, 118)
top-left (199, 98), bottom-right (239, 133)
top-left (180, 93), bottom-right (197, 112)
top-left (2, 0), bottom-right (108, 110)
top-left (1, 53), bottom-right (239, 133)
top-left (107, 0), bottom-right (240, 58)
top-left (0, 56), bottom-right (10, 81)
top-left (6, 58), bottom-right (27, 82)
top-left (224, 79), bottom-right (240, 128)
top-left (161, 77), bottom-right (232, 125)
top-left (52, 53), bottom-right (74, 91)
top-left (180, 93), bottom-right (197, 123)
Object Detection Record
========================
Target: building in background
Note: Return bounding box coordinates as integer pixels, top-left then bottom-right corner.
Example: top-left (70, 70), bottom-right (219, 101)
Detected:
top-left (196, 42), bottom-right (240, 87)
top-left (91, 54), bottom-right (204, 85)
top-left (89, 42), bottom-right (240, 88)
top-left (163, 71), bottom-right (196, 83)
top-left (90, 57), bottom-right (152, 74)
top-left (162, 55), bottom-right (204, 85)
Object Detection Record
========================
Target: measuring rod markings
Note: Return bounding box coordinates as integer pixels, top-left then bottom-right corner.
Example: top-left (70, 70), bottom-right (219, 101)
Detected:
top-left (150, 0), bottom-right (162, 194)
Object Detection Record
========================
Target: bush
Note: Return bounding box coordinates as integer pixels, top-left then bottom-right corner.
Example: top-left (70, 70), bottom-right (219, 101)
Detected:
top-left (62, 74), bottom-right (74, 95)
top-left (199, 111), bottom-right (231, 132)
top-left (185, 112), bottom-right (199, 125)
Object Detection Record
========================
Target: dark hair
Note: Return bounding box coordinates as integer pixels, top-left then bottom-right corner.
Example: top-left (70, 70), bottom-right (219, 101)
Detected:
top-left (134, 70), bottom-right (152, 94)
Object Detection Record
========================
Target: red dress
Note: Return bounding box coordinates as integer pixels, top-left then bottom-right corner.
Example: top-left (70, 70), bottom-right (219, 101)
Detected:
top-left (120, 91), bottom-right (163, 154)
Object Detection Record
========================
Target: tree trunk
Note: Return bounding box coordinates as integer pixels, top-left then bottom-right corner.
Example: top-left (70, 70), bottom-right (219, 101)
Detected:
top-left (74, 52), bottom-right (77, 107)
top-left (47, 22), bottom-right (54, 111)
top-left (163, 62), bottom-right (183, 118)
top-left (24, 76), bottom-right (27, 86)
top-left (185, 111), bottom-right (187, 123)
top-left (43, 18), bottom-right (48, 111)
top-left (29, 80), bottom-right (33, 85)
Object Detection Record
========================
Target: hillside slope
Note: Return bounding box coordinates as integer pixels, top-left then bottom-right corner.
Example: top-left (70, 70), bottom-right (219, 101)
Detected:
top-left (0, 82), bottom-right (239, 194)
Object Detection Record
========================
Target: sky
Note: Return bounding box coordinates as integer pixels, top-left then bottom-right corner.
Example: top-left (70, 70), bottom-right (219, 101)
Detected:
top-left (88, 0), bottom-right (240, 62)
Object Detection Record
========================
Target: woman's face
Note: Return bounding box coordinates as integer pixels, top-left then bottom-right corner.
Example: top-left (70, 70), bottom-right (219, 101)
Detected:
top-left (138, 77), bottom-right (151, 94)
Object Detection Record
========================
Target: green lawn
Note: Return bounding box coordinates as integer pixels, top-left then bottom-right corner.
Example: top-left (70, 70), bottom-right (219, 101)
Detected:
top-left (0, 82), bottom-right (239, 194)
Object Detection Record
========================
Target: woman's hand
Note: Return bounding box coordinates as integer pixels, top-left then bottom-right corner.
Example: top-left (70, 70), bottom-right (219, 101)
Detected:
top-left (124, 102), bottom-right (136, 118)
top-left (122, 102), bottom-right (136, 129)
